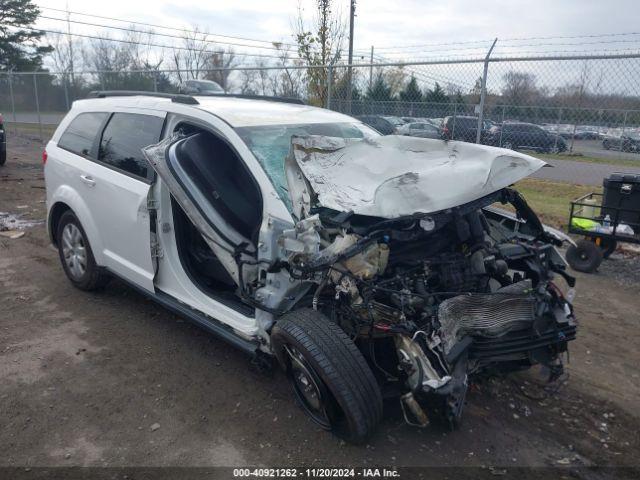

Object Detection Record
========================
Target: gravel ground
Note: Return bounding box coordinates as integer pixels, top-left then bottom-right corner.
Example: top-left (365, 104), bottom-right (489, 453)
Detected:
top-left (1, 132), bottom-right (640, 478)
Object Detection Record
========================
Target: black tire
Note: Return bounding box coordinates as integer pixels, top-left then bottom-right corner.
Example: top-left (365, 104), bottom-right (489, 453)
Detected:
top-left (271, 309), bottom-right (383, 444)
top-left (565, 239), bottom-right (603, 273)
top-left (599, 238), bottom-right (617, 259)
top-left (603, 140), bottom-right (610, 150)
top-left (503, 140), bottom-right (514, 150)
top-left (0, 148), bottom-right (6, 166)
top-left (56, 210), bottom-right (109, 291)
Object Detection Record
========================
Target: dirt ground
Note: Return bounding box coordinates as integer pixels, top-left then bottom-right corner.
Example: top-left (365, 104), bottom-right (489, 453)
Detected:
top-left (1, 132), bottom-right (640, 478)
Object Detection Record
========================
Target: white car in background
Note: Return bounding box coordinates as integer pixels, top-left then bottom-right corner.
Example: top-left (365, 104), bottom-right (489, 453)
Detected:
top-left (396, 121), bottom-right (441, 138)
top-left (44, 91), bottom-right (576, 443)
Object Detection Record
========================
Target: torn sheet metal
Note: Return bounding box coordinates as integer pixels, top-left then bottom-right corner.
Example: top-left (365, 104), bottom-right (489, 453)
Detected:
top-left (286, 135), bottom-right (546, 219)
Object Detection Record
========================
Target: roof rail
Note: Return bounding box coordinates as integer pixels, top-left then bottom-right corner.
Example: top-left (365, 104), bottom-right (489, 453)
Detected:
top-left (87, 90), bottom-right (307, 106)
top-left (194, 93), bottom-right (306, 105)
top-left (87, 90), bottom-right (199, 105)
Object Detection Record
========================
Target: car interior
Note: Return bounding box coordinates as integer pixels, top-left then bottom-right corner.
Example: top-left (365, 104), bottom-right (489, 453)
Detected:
top-left (168, 123), bottom-right (262, 307)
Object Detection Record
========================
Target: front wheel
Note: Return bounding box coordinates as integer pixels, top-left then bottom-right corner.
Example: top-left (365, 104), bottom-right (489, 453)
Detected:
top-left (566, 239), bottom-right (603, 273)
top-left (502, 140), bottom-right (514, 150)
top-left (271, 309), bottom-right (383, 444)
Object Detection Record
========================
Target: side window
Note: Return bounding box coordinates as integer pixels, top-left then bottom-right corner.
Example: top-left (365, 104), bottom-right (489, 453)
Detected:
top-left (98, 113), bottom-right (164, 180)
top-left (58, 112), bottom-right (108, 158)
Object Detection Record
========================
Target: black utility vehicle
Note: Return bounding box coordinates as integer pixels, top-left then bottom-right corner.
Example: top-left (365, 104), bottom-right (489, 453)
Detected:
top-left (487, 122), bottom-right (567, 153)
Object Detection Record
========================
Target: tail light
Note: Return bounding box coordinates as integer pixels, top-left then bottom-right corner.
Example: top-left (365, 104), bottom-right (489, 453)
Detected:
top-left (442, 126), bottom-right (450, 136)
top-left (42, 149), bottom-right (48, 165)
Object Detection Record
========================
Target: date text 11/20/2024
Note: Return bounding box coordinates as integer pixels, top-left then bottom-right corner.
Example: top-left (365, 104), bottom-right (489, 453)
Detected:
top-left (232, 468), bottom-right (400, 478)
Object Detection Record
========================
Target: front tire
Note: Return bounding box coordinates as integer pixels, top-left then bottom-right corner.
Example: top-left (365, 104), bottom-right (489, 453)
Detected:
top-left (57, 211), bottom-right (109, 291)
top-left (566, 239), bottom-right (603, 273)
top-left (271, 309), bottom-right (383, 444)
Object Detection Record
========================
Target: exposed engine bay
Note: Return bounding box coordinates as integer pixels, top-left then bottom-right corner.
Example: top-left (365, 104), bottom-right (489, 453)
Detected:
top-left (275, 186), bottom-right (577, 428)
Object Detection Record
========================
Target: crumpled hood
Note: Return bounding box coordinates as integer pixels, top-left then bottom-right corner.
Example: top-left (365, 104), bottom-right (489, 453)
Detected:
top-left (285, 135), bottom-right (546, 219)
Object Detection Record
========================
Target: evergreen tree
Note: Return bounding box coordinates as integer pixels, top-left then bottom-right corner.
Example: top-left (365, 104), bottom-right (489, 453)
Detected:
top-left (366, 72), bottom-right (393, 101)
top-left (0, 0), bottom-right (52, 70)
top-left (399, 76), bottom-right (422, 102)
top-left (424, 82), bottom-right (449, 104)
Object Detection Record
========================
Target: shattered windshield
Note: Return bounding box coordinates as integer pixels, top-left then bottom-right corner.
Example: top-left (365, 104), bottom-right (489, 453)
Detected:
top-left (236, 122), bottom-right (380, 211)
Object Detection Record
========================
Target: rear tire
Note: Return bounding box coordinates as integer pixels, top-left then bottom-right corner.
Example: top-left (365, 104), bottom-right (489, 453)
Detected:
top-left (565, 239), bottom-right (603, 273)
top-left (271, 308), bottom-right (383, 444)
top-left (56, 211), bottom-right (110, 291)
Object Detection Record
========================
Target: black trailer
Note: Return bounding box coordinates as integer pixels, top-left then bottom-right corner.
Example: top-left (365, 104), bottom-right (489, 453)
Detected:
top-left (566, 173), bottom-right (640, 272)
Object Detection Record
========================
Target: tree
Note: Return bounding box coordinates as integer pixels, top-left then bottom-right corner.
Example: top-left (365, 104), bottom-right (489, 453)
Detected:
top-left (399, 76), bottom-right (422, 102)
top-left (425, 82), bottom-right (448, 104)
top-left (204, 48), bottom-right (238, 91)
top-left (295, 0), bottom-right (345, 105)
top-left (501, 71), bottom-right (539, 106)
top-left (366, 72), bottom-right (393, 102)
top-left (0, 0), bottom-right (52, 70)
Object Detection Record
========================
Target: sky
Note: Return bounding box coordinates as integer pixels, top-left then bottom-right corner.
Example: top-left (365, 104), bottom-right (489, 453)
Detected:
top-left (33, 0), bottom-right (640, 62)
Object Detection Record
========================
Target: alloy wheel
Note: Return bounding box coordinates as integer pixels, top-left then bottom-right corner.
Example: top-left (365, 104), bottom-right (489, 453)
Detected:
top-left (62, 223), bottom-right (87, 279)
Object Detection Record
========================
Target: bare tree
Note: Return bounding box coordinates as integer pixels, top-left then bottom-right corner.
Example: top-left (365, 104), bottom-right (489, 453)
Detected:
top-left (501, 71), bottom-right (539, 106)
top-left (204, 48), bottom-right (238, 91)
top-left (172, 27), bottom-right (212, 83)
top-left (295, 0), bottom-right (346, 105)
top-left (239, 67), bottom-right (258, 94)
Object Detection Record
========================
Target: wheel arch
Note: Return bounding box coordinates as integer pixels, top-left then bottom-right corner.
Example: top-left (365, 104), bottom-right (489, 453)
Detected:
top-left (47, 187), bottom-right (106, 266)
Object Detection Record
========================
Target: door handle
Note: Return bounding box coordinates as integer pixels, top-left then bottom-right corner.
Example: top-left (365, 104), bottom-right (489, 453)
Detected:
top-left (80, 174), bottom-right (96, 187)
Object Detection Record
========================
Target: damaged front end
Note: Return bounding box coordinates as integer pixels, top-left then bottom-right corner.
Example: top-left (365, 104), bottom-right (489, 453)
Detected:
top-left (276, 135), bottom-right (577, 428)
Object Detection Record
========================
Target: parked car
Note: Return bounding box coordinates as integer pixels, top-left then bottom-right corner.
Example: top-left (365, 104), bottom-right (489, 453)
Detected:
top-left (396, 121), bottom-right (441, 138)
top-left (487, 122), bottom-right (567, 153)
top-left (178, 79), bottom-right (225, 95)
top-left (357, 115), bottom-right (405, 135)
top-left (602, 133), bottom-right (640, 152)
top-left (574, 126), bottom-right (602, 140)
top-left (440, 115), bottom-right (488, 143)
top-left (0, 113), bottom-right (6, 166)
top-left (44, 91), bottom-right (576, 443)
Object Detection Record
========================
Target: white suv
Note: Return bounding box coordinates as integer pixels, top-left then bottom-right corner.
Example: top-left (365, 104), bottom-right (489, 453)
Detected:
top-left (45, 92), bottom-right (577, 442)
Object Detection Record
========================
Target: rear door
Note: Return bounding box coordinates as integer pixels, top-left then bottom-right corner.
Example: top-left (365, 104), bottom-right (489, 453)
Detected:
top-left (87, 111), bottom-right (165, 291)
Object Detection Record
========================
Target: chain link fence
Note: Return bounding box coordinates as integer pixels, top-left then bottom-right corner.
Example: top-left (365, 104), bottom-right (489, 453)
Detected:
top-left (1, 53), bottom-right (640, 165)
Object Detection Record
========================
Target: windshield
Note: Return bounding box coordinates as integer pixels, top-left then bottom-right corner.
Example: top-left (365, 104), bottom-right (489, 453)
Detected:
top-left (236, 122), bottom-right (380, 211)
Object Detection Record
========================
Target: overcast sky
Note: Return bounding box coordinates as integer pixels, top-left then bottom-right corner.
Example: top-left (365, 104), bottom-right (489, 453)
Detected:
top-left (34, 0), bottom-right (640, 60)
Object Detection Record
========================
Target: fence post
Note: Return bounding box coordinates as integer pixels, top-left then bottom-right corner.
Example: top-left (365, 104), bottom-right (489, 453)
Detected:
top-left (33, 73), bottom-right (43, 142)
top-left (153, 71), bottom-right (158, 92)
top-left (63, 75), bottom-right (70, 111)
top-left (499, 104), bottom-right (506, 146)
top-left (326, 65), bottom-right (333, 110)
top-left (8, 70), bottom-right (17, 130)
top-left (620, 110), bottom-right (628, 160)
top-left (451, 102), bottom-right (458, 139)
top-left (476, 38), bottom-right (497, 144)
top-left (553, 107), bottom-right (563, 152)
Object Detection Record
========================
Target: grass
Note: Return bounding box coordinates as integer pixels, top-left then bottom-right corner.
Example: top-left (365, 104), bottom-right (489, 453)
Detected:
top-left (535, 152), bottom-right (640, 168)
top-left (510, 178), bottom-right (601, 229)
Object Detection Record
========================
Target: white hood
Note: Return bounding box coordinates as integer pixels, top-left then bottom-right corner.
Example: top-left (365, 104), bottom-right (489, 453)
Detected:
top-left (285, 135), bottom-right (546, 219)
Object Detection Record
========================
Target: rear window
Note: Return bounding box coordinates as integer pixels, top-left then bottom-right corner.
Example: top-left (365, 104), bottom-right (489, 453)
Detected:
top-left (98, 113), bottom-right (164, 180)
top-left (58, 112), bottom-right (108, 157)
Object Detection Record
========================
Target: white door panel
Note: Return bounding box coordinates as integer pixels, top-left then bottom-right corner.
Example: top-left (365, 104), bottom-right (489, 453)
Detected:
top-left (78, 160), bottom-right (155, 291)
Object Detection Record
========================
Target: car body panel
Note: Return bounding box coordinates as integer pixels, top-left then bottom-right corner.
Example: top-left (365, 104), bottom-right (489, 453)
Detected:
top-left (285, 135), bottom-right (546, 219)
top-left (46, 105), bottom-right (165, 291)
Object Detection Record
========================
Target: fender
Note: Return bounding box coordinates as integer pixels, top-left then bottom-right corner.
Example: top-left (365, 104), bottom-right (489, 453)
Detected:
top-left (48, 184), bottom-right (107, 266)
